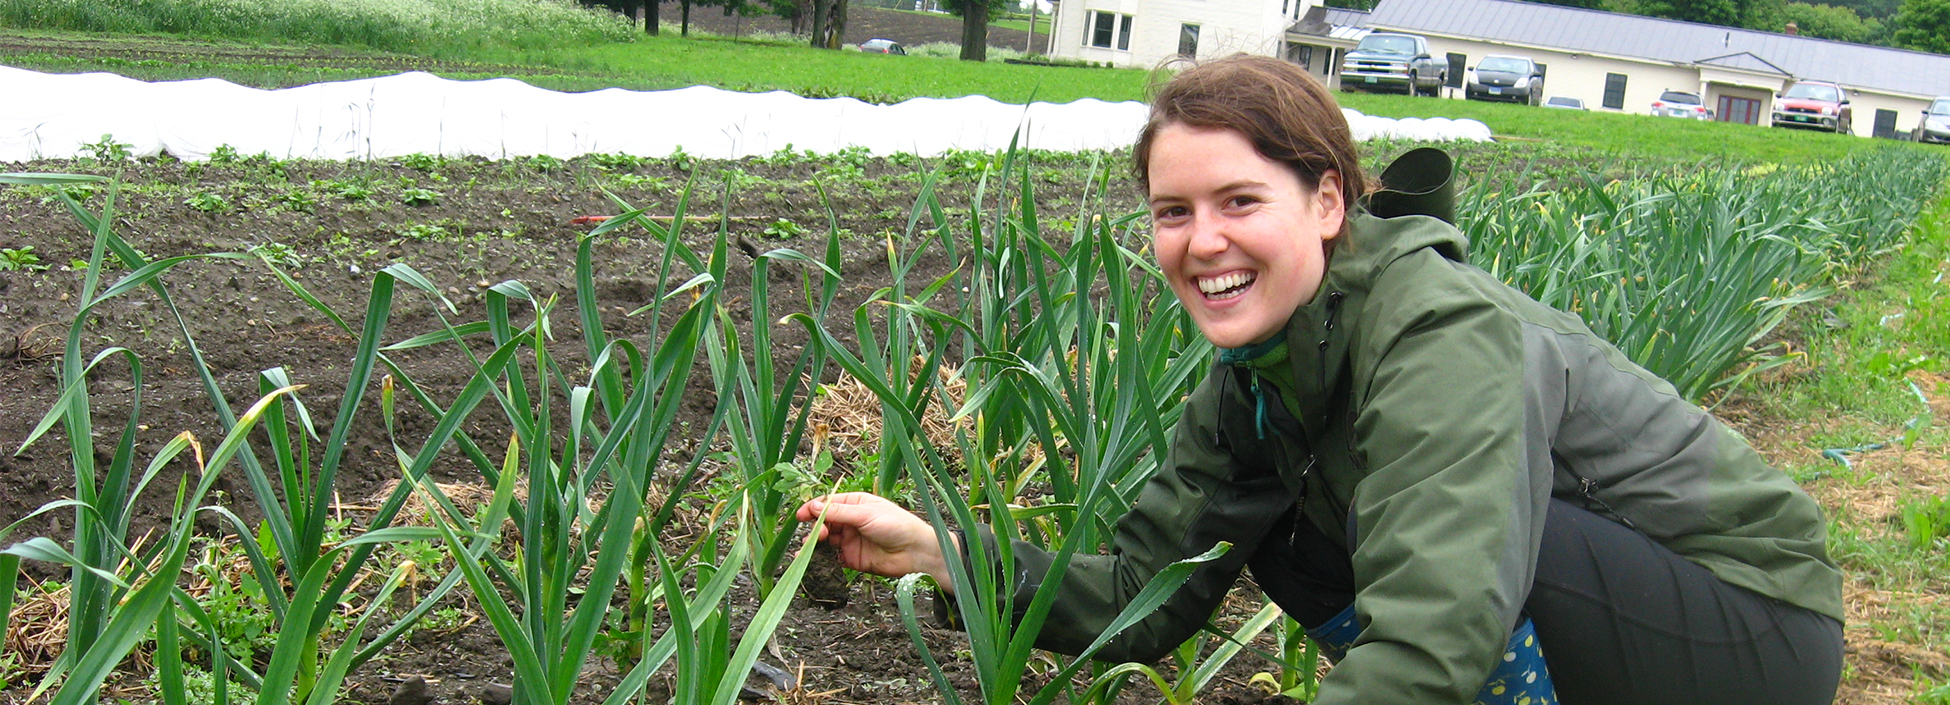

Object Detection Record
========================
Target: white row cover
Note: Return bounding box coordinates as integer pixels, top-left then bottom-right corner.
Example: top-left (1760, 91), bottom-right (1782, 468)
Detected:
top-left (0, 65), bottom-right (1492, 163)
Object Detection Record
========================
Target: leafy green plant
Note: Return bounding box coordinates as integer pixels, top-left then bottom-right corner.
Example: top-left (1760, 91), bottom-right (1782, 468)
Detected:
top-left (277, 189), bottom-right (318, 213)
top-left (1080, 603), bottom-right (1284, 705)
top-left (399, 222), bottom-right (451, 240)
top-left (249, 242), bottom-right (304, 269)
top-left (589, 152), bottom-right (645, 171)
top-left (1459, 148), bottom-right (1949, 401)
top-left (384, 189), bottom-right (726, 705)
top-left (0, 172), bottom-right (482, 705)
top-left (310, 179), bottom-right (371, 202)
top-left (185, 192), bottom-right (231, 213)
top-left (80, 135), bottom-right (132, 162)
top-left (788, 147), bottom-right (1221, 705)
top-left (1248, 616), bottom-right (1323, 701)
top-left (761, 218), bottom-right (807, 239)
top-left (1, 246), bottom-right (48, 272)
top-left (609, 173), bottom-right (663, 189)
top-left (207, 145), bottom-right (241, 164)
top-left (1900, 494), bottom-right (1950, 551)
top-left (702, 183), bottom-right (843, 602)
top-left (398, 153), bottom-right (443, 171)
top-left (399, 187), bottom-right (441, 206)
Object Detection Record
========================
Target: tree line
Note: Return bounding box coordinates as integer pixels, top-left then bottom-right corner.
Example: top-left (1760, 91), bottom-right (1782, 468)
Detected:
top-left (1325, 0), bottom-right (1948, 54)
top-left (576, 0), bottom-right (1024, 60)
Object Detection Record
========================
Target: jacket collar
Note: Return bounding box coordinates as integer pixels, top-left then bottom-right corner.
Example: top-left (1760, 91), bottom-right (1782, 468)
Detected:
top-left (1275, 210), bottom-right (1470, 442)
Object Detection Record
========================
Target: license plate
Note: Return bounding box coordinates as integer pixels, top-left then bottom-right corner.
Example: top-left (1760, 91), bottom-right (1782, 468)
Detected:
top-left (1365, 76), bottom-right (1376, 83)
top-left (1488, 87), bottom-right (1502, 95)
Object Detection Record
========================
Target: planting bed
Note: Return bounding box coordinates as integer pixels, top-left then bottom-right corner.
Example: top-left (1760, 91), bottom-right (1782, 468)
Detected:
top-left (0, 140), bottom-right (1941, 705)
top-left (0, 147), bottom-right (1299, 704)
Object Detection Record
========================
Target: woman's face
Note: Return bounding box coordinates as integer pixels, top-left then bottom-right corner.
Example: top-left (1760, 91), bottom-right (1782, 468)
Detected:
top-left (1148, 123), bottom-right (1345, 349)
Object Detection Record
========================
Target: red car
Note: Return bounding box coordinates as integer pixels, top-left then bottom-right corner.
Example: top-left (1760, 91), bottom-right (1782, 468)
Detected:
top-left (1772, 81), bottom-right (1852, 134)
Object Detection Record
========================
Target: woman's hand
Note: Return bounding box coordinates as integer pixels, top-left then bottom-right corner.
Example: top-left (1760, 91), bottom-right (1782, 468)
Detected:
top-left (796, 492), bottom-right (961, 593)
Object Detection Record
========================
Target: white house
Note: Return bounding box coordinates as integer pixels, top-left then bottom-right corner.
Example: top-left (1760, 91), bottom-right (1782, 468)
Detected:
top-left (1046, 0), bottom-right (1317, 68)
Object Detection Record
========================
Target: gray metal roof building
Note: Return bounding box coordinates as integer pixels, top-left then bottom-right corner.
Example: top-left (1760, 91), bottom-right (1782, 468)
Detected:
top-left (1343, 0), bottom-right (1950, 99)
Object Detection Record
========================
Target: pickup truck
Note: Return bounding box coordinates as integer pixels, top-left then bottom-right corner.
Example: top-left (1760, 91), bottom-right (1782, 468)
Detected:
top-left (1340, 33), bottom-right (1447, 97)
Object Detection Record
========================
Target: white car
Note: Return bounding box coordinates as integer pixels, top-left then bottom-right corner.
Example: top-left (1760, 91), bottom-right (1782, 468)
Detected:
top-left (1916, 97), bottom-right (1950, 144)
top-left (1651, 90), bottom-right (1712, 120)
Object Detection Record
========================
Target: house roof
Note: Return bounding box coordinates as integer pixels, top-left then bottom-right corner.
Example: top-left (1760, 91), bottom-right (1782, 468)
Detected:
top-left (1288, 6), bottom-right (1372, 43)
top-left (1695, 51), bottom-right (1791, 76)
top-left (1349, 0), bottom-right (1950, 98)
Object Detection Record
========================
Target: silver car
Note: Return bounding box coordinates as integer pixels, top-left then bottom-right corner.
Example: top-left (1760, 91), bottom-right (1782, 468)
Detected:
top-left (1914, 97), bottom-right (1950, 144)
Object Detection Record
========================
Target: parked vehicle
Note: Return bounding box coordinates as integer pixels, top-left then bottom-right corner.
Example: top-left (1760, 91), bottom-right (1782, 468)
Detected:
top-left (1771, 80), bottom-right (1851, 134)
top-left (859, 38), bottom-right (906, 55)
top-left (1465, 54), bottom-right (1545, 105)
top-left (1543, 96), bottom-right (1587, 110)
top-left (1651, 90), bottom-right (1712, 120)
top-left (1915, 97), bottom-right (1950, 144)
top-left (1340, 33), bottom-right (1447, 96)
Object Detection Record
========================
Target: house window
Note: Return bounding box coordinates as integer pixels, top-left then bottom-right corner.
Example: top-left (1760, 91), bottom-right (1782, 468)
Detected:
top-left (1603, 72), bottom-right (1628, 110)
top-left (1178, 23), bottom-right (1200, 57)
top-left (1446, 53), bottom-right (1465, 89)
top-left (1292, 44), bottom-right (1315, 72)
top-left (1086, 10), bottom-right (1134, 50)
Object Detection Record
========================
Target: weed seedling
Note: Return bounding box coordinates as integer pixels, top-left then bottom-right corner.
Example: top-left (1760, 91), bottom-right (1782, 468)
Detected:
top-left (278, 189), bottom-right (319, 213)
top-left (80, 134), bottom-right (133, 162)
top-left (1, 246), bottom-right (48, 272)
top-left (763, 218), bottom-right (807, 239)
top-left (185, 192), bottom-right (231, 213)
top-left (401, 188), bottom-right (441, 206)
top-left (315, 179), bottom-right (372, 201)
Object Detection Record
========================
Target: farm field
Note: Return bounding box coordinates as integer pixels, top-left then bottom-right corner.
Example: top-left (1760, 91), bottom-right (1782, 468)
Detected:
top-left (3, 3), bottom-right (1950, 703)
top-left (0, 136), bottom-right (1945, 704)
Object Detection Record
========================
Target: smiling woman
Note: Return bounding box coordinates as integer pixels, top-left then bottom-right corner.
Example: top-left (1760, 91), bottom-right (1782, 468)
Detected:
top-left (1143, 125), bottom-right (1343, 349)
top-left (799, 53), bottom-right (1846, 705)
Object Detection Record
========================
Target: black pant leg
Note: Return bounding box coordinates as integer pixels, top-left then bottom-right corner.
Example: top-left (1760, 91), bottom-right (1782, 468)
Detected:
top-left (1527, 498), bottom-right (1844, 705)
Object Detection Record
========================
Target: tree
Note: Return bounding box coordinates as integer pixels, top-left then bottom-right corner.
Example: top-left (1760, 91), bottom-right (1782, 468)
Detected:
top-left (1775, 2), bottom-right (1879, 41)
top-left (942, 0), bottom-right (1012, 61)
top-left (1893, 0), bottom-right (1950, 52)
top-left (1641, 0), bottom-right (1751, 25)
top-left (799, 0), bottom-right (846, 48)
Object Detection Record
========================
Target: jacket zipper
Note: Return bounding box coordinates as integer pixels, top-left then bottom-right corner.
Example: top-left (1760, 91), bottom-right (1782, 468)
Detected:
top-left (1568, 470), bottom-right (1638, 531)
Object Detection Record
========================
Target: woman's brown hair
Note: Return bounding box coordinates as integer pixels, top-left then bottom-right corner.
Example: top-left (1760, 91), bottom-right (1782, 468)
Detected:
top-left (1133, 54), bottom-right (1368, 210)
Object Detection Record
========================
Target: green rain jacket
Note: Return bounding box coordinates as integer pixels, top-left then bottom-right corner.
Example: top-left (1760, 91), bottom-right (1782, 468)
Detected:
top-left (964, 209), bottom-right (1843, 705)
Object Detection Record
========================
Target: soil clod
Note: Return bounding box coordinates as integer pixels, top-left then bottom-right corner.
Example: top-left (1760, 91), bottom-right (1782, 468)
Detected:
top-left (801, 540), bottom-right (850, 609)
